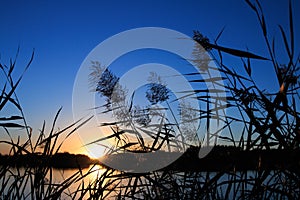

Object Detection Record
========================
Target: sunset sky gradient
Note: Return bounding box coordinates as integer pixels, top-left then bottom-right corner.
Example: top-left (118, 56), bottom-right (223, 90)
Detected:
top-left (0, 0), bottom-right (299, 156)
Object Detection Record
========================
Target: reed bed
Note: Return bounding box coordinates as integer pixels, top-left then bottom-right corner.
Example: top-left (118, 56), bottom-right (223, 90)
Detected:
top-left (0, 0), bottom-right (299, 199)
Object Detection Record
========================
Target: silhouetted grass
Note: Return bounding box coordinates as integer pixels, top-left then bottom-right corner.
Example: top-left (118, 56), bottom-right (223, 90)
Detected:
top-left (0, 50), bottom-right (96, 199)
top-left (1, 0), bottom-right (299, 199)
top-left (90, 0), bottom-right (299, 199)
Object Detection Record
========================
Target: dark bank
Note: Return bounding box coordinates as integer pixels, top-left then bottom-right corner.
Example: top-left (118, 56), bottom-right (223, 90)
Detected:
top-left (0, 152), bottom-right (98, 169)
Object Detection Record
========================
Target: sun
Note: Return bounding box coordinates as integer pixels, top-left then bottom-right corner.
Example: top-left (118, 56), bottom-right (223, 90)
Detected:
top-left (84, 144), bottom-right (106, 159)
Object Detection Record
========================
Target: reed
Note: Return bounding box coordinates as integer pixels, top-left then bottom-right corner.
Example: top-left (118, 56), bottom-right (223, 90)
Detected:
top-left (0, 50), bottom-right (94, 199)
top-left (89, 0), bottom-right (299, 199)
top-left (0, 0), bottom-right (299, 199)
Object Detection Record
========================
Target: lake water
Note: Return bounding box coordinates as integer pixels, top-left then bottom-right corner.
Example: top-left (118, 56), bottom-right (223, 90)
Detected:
top-left (1, 166), bottom-right (295, 199)
top-left (1, 165), bottom-right (109, 199)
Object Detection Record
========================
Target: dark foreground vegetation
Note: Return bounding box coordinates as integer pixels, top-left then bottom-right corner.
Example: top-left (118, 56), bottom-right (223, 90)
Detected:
top-left (1, 0), bottom-right (299, 199)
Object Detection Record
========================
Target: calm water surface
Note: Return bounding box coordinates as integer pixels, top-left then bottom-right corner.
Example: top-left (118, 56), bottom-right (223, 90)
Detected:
top-left (2, 166), bottom-right (287, 199)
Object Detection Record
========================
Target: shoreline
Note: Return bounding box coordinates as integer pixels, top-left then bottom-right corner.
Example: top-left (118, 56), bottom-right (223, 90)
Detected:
top-left (1, 146), bottom-right (299, 172)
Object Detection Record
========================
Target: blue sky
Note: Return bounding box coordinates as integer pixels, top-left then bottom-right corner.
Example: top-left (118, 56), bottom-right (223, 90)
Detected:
top-left (0, 0), bottom-right (299, 155)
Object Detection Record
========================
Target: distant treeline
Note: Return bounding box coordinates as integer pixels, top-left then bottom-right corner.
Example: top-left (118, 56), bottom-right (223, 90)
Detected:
top-left (100, 145), bottom-right (300, 172)
top-left (166, 146), bottom-right (300, 172)
top-left (0, 152), bottom-right (98, 169)
top-left (1, 146), bottom-right (300, 171)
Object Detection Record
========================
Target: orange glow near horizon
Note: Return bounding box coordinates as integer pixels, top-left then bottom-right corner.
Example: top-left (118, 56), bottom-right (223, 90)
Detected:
top-left (59, 133), bottom-right (106, 159)
top-left (0, 125), bottom-right (108, 159)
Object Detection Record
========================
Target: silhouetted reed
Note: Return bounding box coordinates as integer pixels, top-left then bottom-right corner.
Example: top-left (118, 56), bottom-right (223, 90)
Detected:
top-left (0, 0), bottom-right (299, 199)
top-left (89, 0), bottom-right (299, 199)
